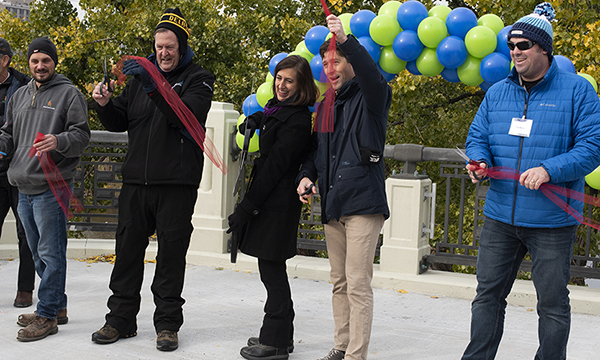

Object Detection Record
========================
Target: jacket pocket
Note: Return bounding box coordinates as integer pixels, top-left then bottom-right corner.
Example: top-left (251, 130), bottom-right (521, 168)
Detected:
top-left (336, 165), bottom-right (374, 211)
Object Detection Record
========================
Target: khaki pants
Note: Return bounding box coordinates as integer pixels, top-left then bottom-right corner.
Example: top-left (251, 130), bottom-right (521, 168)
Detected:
top-left (324, 214), bottom-right (385, 360)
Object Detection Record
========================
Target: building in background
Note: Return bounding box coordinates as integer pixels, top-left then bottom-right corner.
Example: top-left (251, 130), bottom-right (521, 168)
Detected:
top-left (0, 1), bottom-right (31, 20)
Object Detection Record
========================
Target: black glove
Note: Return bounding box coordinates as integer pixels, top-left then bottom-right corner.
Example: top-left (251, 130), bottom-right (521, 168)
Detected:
top-left (122, 59), bottom-right (155, 93)
top-left (238, 112), bottom-right (262, 138)
top-left (226, 202), bottom-right (257, 234)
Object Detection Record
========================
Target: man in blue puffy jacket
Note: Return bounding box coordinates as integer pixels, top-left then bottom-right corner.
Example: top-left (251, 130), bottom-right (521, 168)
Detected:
top-left (462, 3), bottom-right (600, 360)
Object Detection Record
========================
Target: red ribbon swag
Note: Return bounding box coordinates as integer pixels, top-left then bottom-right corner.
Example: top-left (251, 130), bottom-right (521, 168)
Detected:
top-left (314, 0), bottom-right (336, 133)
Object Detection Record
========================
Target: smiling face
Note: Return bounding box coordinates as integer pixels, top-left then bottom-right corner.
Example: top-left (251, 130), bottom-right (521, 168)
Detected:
top-left (275, 68), bottom-right (298, 102)
top-left (154, 30), bottom-right (180, 73)
top-left (322, 51), bottom-right (355, 91)
top-left (29, 52), bottom-right (55, 86)
top-left (510, 38), bottom-right (550, 82)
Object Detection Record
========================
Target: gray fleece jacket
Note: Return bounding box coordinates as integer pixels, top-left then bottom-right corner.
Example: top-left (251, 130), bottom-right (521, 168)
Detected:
top-left (0, 74), bottom-right (90, 194)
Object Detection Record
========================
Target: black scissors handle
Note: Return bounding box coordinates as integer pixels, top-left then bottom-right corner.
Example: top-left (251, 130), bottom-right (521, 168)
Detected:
top-left (100, 58), bottom-right (114, 96)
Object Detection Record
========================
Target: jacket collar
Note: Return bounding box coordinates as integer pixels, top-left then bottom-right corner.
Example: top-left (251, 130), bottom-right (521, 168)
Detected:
top-left (336, 77), bottom-right (359, 103)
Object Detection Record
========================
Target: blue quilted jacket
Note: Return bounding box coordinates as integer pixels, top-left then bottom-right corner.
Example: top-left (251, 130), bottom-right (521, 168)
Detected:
top-left (466, 58), bottom-right (600, 228)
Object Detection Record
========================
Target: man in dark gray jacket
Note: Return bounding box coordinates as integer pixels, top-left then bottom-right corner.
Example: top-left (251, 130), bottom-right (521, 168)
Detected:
top-left (0, 37), bottom-right (35, 309)
top-left (0, 37), bottom-right (90, 342)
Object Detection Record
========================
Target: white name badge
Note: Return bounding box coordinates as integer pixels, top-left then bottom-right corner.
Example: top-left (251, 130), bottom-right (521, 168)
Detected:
top-left (508, 117), bottom-right (533, 137)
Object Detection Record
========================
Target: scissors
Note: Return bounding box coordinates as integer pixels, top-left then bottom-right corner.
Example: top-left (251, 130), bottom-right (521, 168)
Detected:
top-left (455, 146), bottom-right (480, 167)
top-left (99, 57), bottom-right (114, 96)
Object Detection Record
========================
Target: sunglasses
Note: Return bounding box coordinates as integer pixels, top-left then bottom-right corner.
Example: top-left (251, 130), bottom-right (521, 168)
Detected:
top-left (507, 40), bottom-right (537, 51)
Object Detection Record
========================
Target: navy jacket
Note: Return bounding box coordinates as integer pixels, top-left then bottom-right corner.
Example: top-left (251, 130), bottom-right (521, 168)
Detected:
top-left (0, 68), bottom-right (31, 175)
top-left (298, 35), bottom-right (391, 224)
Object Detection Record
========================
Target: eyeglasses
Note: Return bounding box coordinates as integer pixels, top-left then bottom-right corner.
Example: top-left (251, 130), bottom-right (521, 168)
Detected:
top-left (507, 40), bottom-right (537, 51)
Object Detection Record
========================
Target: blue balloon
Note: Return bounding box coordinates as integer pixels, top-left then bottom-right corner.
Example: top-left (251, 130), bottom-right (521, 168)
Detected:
top-left (554, 55), bottom-right (576, 74)
top-left (357, 36), bottom-right (382, 63)
top-left (495, 25), bottom-right (512, 59)
top-left (446, 7), bottom-right (478, 39)
top-left (305, 26), bottom-right (330, 55)
top-left (392, 30), bottom-right (423, 62)
top-left (436, 36), bottom-right (467, 69)
top-left (269, 52), bottom-right (288, 76)
top-left (310, 54), bottom-right (328, 82)
top-left (309, 102), bottom-right (321, 113)
top-left (350, 10), bottom-right (377, 39)
top-left (243, 94), bottom-right (264, 116)
top-left (480, 52), bottom-right (510, 84)
top-left (441, 67), bottom-right (461, 83)
top-left (397, 0), bottom-right (429, 31)
top-left (406, 60), bottom-right (422, 75)
top-left (378, 64), bottom-right (397, 82)
top-left (479, 81), bottom-right (493, 92)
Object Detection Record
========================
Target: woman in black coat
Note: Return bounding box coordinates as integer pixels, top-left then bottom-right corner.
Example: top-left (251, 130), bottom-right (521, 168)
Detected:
top-left (227, 55), bottom-right (317, 360)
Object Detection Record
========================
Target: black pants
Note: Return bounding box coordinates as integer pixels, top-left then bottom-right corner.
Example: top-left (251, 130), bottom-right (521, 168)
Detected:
top-left (0, 176), bottom-right (34, 292)
top-left (258, 258), bottom-right (295, 348)
top-left (105, 184), bottom-right (197, 334)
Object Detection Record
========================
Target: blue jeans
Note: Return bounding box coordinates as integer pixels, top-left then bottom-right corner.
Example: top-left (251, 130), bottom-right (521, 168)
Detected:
top-left (18, 188), bottom-right (68, 319)
top-left (462, 218), bottom-right (576, 360)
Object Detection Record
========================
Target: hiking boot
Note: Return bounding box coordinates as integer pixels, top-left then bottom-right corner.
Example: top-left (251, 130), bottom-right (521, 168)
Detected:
top-left (16, 316), bottom-right (58, 342)
top-left (17, 309), bottom-right (68, 327)
top-left (317, 348), bottom-right (345, 360)
top-left (156, 330), bottom-right (178, 351)
top-left (240, 344), bottom-right (289, 360)
top-left (91, 324), bottom-right (136, 344)
top-left (247, 337), bottom-right (294, 353)
top-left (14, 291), bottom-right (33, 308)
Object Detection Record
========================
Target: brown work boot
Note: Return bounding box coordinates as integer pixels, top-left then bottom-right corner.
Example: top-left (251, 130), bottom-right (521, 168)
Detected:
top-left (13, 291), bottom-right (33, 308)
top-left (156, 330), bottom-right (178, 351)
top-left (16, 316), bottom-right (58, 342)
top-left (17, 309), bottom-right (68, 327)
top-left (91, 324), bottom-right (136, 344)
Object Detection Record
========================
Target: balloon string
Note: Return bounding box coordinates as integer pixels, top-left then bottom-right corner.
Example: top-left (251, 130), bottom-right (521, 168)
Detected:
top-left (28, 132), bottom-right (83, 219)
top-left (480, 165), bottom-right (600, 230)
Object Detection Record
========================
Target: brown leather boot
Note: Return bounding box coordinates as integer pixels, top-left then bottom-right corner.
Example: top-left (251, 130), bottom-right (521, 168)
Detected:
top-left (17, 309), bottom-right (68, 327)
top-left (13, 291), bottom-right (33, 308)
top-left (16, 316), bottom-right (58, 342)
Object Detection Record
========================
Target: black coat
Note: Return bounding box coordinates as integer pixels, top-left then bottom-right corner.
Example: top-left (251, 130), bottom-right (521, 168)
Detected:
top-left (239, 104), bottom-right (312, 261)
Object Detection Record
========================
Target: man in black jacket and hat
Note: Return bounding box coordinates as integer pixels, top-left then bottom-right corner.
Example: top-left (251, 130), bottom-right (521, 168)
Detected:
top-left (91, 7), bottom-right (214, 351)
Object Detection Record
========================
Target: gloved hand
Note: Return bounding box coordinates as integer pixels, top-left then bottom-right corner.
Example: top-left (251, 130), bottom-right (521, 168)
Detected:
top-left (226, 200), bottom-right (259, 234)
top-left (238, 112), bottom-right (262, 138)
top-left (122, 59), bottom-right (155, 93)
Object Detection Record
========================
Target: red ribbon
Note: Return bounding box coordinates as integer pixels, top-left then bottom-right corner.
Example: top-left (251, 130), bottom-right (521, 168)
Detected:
top-left (114, 56), bottom-right (228, 175)
top-left (28, 132), bottom-right (83, 219)
top-left (315, 0), bottom-right (336, 133)
top-left (481, 165), bottom-right (600, 230)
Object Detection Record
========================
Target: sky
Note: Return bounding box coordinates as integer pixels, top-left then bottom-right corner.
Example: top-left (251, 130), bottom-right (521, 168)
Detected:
top-left (69, 0), bottom-right (84, 19)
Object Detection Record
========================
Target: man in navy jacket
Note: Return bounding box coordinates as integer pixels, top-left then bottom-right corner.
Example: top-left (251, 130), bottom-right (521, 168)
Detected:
top-left (297, 14), bottom-right (391, 360)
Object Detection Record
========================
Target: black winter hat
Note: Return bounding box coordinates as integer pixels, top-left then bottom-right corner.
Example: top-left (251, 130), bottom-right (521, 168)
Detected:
top-left (27, 37), bottom-right (58, 66)
top-left (155, 7), bottom-right (191, 56)
top-left (0, 38), bottom-right (13, 57)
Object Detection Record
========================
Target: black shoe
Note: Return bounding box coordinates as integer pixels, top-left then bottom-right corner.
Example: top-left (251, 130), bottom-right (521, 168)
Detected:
top-left (157, 330), bottom-right (178, 351)
top-left (247, 337), bottom-right (294, 353)
top-left (91, 324), bottom-right (136, 344)
top-left (240, 344), bottom-right (289, 360)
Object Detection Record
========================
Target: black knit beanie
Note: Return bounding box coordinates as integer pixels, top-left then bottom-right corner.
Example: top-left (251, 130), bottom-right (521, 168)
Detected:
top-left (155, 7), bottom-right (190, 56)
top-left (27, 37), bottom-right (58, 66)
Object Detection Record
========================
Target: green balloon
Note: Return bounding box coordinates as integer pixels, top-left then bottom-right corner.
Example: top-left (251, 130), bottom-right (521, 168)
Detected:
top-left (288, 50), bottom-right (313, 63)
top-left (296, 40), bottom-right (311, 55)
top-left (370, 14), bottom-right (401, 47)
top-left (266, 72), bottom-right (273, 82)
top-left (236, 114), bottom-right (259, 152)
top-left (428, 5), bottom-right (452, 22)
top-left (379, 46), bottom-right (406, 74)
top-left (339, 13), bottom-right (353, 36)
top-left (315, 79), bottom-right (331, 102)
top-left (458, 55), bottom-right (483, 86)
top-left (586, 165), bottom-right (600, 190)
top-left (465, 26), bottom-right (497, 58)
top-left (256, 81), bottom-right (274, 107)
top-left (578, 73), bottom-right (598, 93)
top-left (478, 14), bottom-right (504, 35)
top-left (417, 17), bottom-right (448, 49)
top-left (379, 0), bottom-right (402, 16)
top-left (416, 48), bottom-right (443, 77)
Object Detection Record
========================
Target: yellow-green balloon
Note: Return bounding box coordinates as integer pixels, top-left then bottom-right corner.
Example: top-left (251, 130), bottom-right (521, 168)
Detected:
top-left (288, 50), bottom-right (313, 63)
top-left (339, 13), bottom-right (353, 35)
top-left (266, 72), bottom-right (273, 82)
top-left (379, 0), bottom-right (402, 16)
top-left (315, 79), bottom-right (331, 103)
top-left (458, 55), bottom-right (483, 86)
top-left (256, 82), bottom-right (274, 107)
top-left (370, 14), bottom-right (402, 46)
top-left (428, 5), bottom-right (452, 21)
top-left (236, 114), bottom-right (260, 153)
top-left (477, 14), bottom-right (504, 35)
top-left (578, 73), bottom-right (598, 93)
top-left (296, 40), bottom-right (311, 54)
top-left (586, 166), bottom-right (600, 189)
top-left (379, 46), bottom-right (407, 74)
top-left (465, 26), bottom-right (497, 58)
top-left (416, 48), bottom-right (444, 77)
top-left (417, 16), bottom-right (448, 48)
